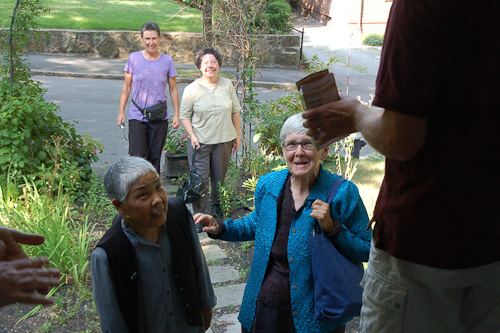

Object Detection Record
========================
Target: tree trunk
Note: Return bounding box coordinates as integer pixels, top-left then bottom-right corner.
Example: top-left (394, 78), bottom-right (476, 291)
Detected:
top-left (202, 0), bottom-right (213, 46)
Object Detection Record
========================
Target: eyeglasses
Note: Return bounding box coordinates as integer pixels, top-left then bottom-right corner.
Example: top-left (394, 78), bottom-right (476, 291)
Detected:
top-left (283, 140), bottom-right (315, 151)
top-left (201, 61), bottom-right (218, 66)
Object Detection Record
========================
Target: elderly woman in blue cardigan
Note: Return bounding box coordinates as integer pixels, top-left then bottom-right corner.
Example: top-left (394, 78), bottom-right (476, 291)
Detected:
top-left (195, 113), bottom-right (371, 333)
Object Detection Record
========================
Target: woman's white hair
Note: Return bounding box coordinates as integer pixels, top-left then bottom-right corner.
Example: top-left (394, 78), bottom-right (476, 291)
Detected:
top-left (280, 113), bottom-right (309, 143)
top-left (104, 156), bottom-right (157, 203)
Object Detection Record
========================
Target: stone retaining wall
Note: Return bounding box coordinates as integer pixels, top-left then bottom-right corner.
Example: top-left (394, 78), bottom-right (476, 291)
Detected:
top-left (22, 29), bottom-right (301, 69)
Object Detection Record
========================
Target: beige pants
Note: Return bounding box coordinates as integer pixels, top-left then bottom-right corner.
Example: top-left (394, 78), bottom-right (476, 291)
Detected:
top-left (361, 241), bottom-right (500, 333)
top-left (187, 140), bottom-right (233, 214)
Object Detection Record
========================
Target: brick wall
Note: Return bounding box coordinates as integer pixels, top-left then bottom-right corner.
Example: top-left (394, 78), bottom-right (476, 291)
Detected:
top-left (297, 0), bottom-right (333, 24)
top-left (298, 0), bottom-right (392, 34)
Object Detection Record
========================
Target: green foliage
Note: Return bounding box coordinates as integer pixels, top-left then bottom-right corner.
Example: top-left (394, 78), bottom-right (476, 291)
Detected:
top-left (237, 0), bottom-right (292, 34)
top-left (0, 80), bottom-right (103, 198)
top-left (177, 0), bottom-right (202, 9)
top-left (362, 34), bottom-right (384, 46)
top-left (239, 147), bottom-right (281, 179)
top-left (306, 54), bottom-right (338, 74)
top-left (164, 129), bottom-right (189, 154)
top-left (218, 160), bottom-right (252, 216)
top-left (219, 183), bottom-right (232, 218)
top-left (0, 0), bottom-right (103, 199)
top-left (242, 176), bottom-right (258, 194)
top-left (242, 176), bottom-right (258, 210)
top-left (0, 0), bottom-right (47, 83)
top-left (78, 173), bottom-right (115, 223)
top-left (264, 1), bottom-right (293, 34)
top-left (0, 179), bottom-right (97, 286)
top-left (252, 92), bottom-right (303, 156)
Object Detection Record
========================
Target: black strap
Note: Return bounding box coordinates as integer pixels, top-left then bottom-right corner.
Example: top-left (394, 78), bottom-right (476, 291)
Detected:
top-left (131, 99), bottom-right (166, 117)
top-left (190, 147), bottom-right (198, 170)
top-left (325, 177), bottom-right (346, 204)
top-left (131, 99), bottom-right (144, 113)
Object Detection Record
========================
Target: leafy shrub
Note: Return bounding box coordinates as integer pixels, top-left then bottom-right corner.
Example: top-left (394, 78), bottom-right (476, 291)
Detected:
top-left (252, 92), bottom-right (303, 156)
top-left (178, 0), bottom-right (202, 9)
top-left (164, 129), bottom-right (188, 154)
top-left (264, 1), bottom-right (293, 34)
top-left (0, 79), bottom-right (103, 198)
top-left (0, 0), bottom-right (103, 199)
top-left (362, 34), bottom-right (384, 46)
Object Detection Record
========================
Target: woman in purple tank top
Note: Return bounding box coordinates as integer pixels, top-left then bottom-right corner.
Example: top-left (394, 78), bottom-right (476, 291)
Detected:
top-left (117, 22), bottom-right (180, 174)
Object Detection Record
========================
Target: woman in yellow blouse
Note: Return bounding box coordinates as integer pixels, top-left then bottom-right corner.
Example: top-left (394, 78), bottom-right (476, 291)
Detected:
top-left (180, 48), bottom-right (241, 220)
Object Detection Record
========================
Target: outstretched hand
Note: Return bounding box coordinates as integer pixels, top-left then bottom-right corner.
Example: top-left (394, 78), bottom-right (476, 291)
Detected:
top-left (193, 213), bottom-right (220, 235)
top-left (0, 257), bottom-right (61, 308)
top-left (302, 94), bottom-right (362, 148)
top-left (0, 227), bottom-right (46, 261)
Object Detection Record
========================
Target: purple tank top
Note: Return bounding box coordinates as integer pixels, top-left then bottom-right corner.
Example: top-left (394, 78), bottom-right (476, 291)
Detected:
top-left (124, 51), bottom-right (177, 122)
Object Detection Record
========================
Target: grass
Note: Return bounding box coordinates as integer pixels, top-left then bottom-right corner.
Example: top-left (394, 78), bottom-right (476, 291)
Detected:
top-left (0, 179), bottom-right (97, 287)
top-left (311, 47), bottom-right (369, 74)
top-left (0, 0), bottom-right (203, 32)
top-left (177, 68), bottom-right (235, 80)
top-left (323, 156), bottom-right (385, 218)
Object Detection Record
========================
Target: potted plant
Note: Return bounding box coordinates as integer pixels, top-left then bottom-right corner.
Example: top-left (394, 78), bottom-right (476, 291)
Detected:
top-left (164, 129), bottom-right (190, 177)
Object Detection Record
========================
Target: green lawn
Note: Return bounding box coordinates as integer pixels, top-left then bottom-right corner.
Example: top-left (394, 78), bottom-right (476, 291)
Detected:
top-left (0, 0), bottom-right (203, 32)
top-left (323, 157), bottom-right (385, 218)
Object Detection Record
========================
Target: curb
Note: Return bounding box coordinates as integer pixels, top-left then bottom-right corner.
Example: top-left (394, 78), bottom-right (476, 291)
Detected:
top-left (31, 70), bottom-right (297, 91)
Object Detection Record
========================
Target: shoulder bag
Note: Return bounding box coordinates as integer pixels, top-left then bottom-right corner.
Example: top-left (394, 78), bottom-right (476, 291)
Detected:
top-left (132, 99), bottom-right (167, 121)
top-left (177, 149), bottom-right (208, 204)
top-left (309, 176), bottom-right (365, 321)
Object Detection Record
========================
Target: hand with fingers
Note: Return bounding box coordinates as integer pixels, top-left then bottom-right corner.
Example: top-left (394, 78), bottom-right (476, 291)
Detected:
top-left (193, 213), bottom-right (220, 235)
top-left (0, 227), bottom-right (45, 261)
top-left (310, 200), bottom-right (335, 234)
top-left (190, 135), bottom-right (200, 150)
top-left (0, 257), bottom-right (61, 307)
top-left (302, 94), bottom-right (362, 148)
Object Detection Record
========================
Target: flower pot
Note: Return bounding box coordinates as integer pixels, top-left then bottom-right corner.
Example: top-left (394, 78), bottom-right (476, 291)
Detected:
top-left (164, 152), bottom-right (189, 178)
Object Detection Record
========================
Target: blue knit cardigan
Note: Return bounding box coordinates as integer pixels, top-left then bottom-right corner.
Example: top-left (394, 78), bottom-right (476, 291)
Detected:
top-left (220, 167), bottom-right (372, 332)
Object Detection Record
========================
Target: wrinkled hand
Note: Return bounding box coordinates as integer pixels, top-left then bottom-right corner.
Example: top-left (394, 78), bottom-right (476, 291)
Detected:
top-left (310, 200), bottom-right (335, 233)
top-left (232, 137), bottom-right (240, 154)
top-left (190, 135), bottom-right (200, 149)
top-left (193, 213), bottom-right (220, 235)
top-left (202, 307), bottom-right (212, 331)
top-left (0, 227), bottom-right (45, 261)
top-left (302, 94), bottom-right (361, 148)
top-left (172, 115), bottom-right (180, 129)
top-left (0, 257), bottom-right (61, 308)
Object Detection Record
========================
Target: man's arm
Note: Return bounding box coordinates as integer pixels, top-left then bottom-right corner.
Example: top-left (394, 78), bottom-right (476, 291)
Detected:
top-left (303, 94), bottom-right (427, 161)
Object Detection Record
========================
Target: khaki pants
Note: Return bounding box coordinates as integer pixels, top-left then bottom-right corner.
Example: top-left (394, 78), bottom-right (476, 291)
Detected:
top-left (187, 139), bottom-right (233, 214)
top-left (361, 241), bottom-right (500, 333)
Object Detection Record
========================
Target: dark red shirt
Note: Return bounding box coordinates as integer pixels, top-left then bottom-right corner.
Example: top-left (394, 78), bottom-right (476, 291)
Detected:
top-left (372, 0), bottom-right (500, 269)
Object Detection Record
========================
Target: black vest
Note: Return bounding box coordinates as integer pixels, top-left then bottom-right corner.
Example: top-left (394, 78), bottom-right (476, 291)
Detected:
top-left (96, 197), bottom-right (203, 332)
